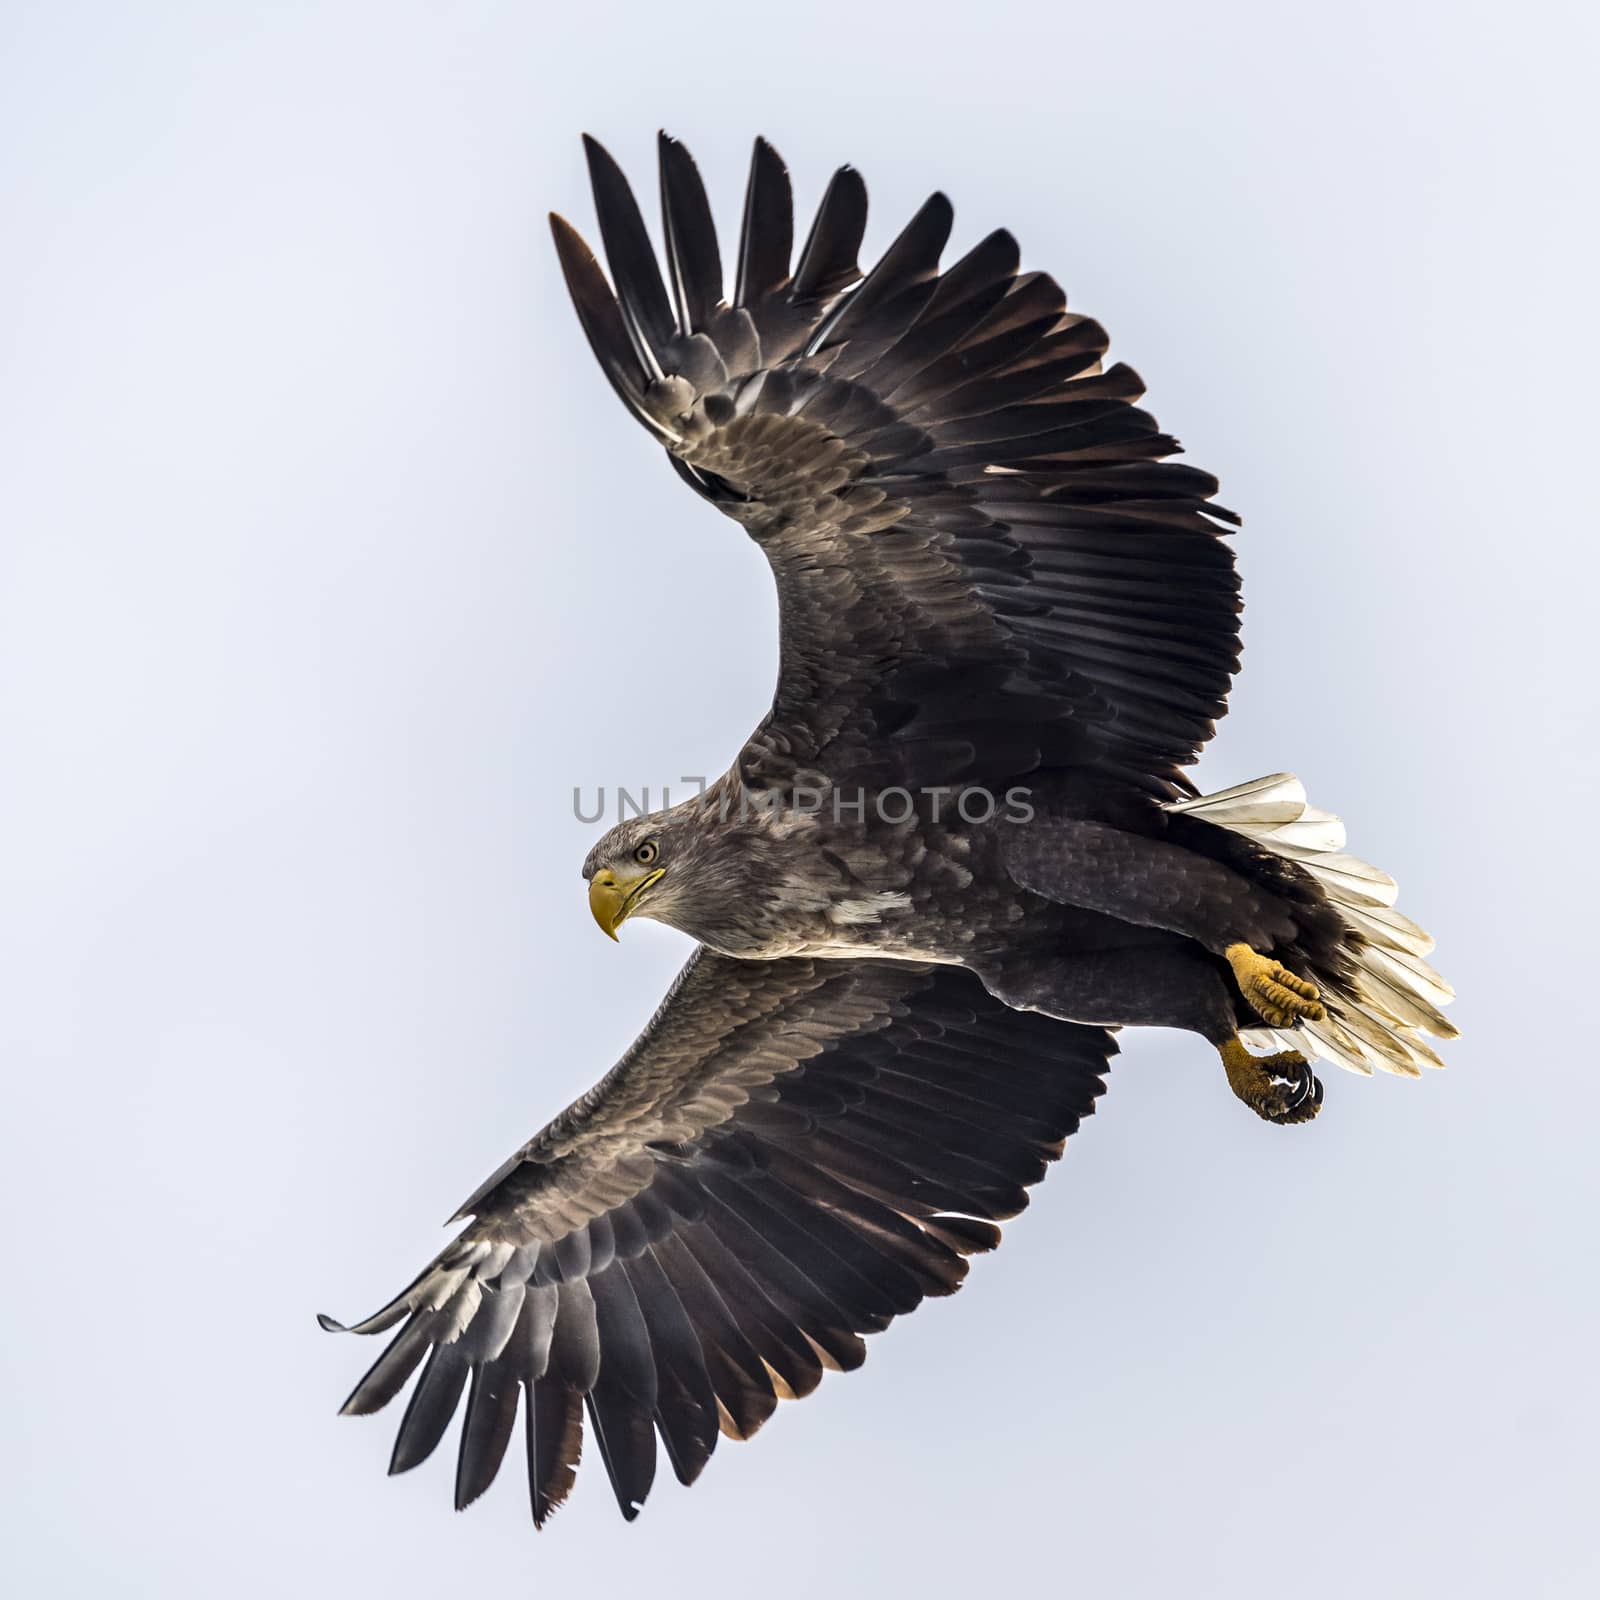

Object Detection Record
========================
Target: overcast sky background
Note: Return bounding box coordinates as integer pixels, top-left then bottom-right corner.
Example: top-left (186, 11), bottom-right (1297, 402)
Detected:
top-left (3, 2), bottom-right (1596, 1595)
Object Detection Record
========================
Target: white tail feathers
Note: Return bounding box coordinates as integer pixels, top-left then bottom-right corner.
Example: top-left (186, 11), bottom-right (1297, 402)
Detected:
top-left (1167, 773), bottom-right (1457, 1079)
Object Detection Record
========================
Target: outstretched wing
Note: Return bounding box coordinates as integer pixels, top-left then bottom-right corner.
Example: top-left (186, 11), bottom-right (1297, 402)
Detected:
top-left (322, 952), bottom-right (1113, 1524)
top-left (553, 133), bottom-right (1241, 797)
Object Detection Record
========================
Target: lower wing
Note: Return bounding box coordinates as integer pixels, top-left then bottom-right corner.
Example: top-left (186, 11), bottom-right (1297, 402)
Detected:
top-left (321, 950), bottom-right (1115, 1524)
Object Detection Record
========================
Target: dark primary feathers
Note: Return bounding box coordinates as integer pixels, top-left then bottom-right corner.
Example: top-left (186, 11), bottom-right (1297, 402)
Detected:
top-left (551, 133), bottom-right (1242, 796)
top-left (323, 954), bottom-right (1113, 1523)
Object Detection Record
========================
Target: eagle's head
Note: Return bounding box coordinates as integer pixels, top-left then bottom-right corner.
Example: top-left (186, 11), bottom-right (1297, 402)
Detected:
top-left (580, 788), bottom-right (835, 955)
top-left (581, 811), bottom-right (680, 941)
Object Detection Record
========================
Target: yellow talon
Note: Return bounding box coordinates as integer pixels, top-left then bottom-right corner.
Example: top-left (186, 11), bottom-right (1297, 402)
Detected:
top-left (1220, 1037), bottom-right (1323, 1125)
top-left (1224, 943), bottom-right (1325, 1027)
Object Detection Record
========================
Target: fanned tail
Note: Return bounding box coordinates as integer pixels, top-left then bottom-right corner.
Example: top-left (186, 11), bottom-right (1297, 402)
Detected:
top-left (1167, 774), bottom-right (1458, 1078)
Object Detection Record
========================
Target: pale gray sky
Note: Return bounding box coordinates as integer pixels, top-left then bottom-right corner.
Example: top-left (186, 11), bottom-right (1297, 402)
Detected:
top-left (3, 2), bottom-right (1596, 1595)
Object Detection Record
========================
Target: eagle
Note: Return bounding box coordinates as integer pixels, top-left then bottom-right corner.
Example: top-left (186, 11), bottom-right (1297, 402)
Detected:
top-left (322, 134), bottom-right (1456, 1526)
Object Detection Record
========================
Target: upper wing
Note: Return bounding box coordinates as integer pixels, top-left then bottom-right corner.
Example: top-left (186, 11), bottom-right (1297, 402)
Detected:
top-left (322, 951), bottom-right (1114, 1524)
top-left (552, 133), bottom-right (1242, 796)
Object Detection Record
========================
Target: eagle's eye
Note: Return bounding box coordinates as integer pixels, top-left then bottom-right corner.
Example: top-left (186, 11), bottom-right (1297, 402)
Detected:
top-left (633, 840), bottom-right (659, 866)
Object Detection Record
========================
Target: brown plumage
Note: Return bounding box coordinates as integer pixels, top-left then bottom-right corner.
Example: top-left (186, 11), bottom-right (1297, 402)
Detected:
top-left (322, 134), bottom-right (1454, 1528)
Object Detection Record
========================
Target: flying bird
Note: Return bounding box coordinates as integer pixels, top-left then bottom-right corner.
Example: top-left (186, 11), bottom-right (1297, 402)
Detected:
top-left (322, 134), bottom-right (1456, 1526)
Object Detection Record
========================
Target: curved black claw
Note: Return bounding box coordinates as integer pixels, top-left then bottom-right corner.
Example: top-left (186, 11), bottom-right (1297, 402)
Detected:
top-left (1262, 1053), bottom-right (1324, 1125)
top-left (1221, 1040), bottom-right (1324, 1126)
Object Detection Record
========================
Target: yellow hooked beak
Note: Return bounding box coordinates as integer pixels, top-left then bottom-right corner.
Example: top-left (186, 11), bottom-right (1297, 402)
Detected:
top-left (588, 866), bottom-right (665, 940)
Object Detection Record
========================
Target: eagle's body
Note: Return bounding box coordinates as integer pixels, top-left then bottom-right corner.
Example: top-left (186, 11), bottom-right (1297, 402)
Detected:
top-left (323, 135), bottom-right (1456, 1528)
top-left (583, 770), bottom-right (1323, 1049)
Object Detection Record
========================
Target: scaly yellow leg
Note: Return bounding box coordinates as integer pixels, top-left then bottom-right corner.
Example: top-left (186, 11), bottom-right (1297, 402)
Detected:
top-left (1225, 943), bottom-right (1326, 1028)
top-left (1220, 1037), bottom-right (1323, 1125)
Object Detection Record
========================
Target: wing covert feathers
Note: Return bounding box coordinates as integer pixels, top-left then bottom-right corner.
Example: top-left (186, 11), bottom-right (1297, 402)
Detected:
top-left (325, 954), bottom-right (1114, 1524)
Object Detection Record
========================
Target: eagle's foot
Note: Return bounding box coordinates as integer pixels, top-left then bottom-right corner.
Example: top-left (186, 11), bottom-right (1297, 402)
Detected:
top-left (1220, 1038), bottom-right (1323, 1125)
top-left (1224, 943), bottom-right (1325, 1028)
